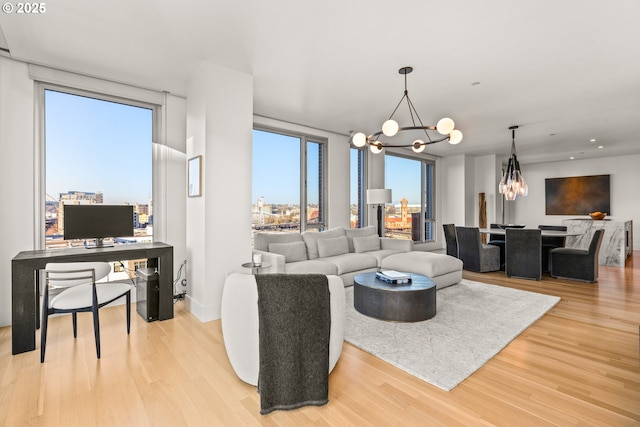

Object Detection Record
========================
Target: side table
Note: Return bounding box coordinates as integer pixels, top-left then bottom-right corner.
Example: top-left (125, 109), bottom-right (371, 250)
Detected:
top-left (241, 262), bottom-right (271, 275)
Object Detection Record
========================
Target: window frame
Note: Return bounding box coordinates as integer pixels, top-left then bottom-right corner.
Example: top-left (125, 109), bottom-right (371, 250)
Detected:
top-left (384, 151), bottom-right (436, 242)
top-left (252, 125), bottom-right (328, 233)
top-left (36, 82), bottom-right (159, 249)
top-left (350, 146), bottom-right (367, 228)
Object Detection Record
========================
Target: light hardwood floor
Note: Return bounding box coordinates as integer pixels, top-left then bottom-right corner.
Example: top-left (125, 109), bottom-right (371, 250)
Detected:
top-left (1, 253), bottom-right (639, 426)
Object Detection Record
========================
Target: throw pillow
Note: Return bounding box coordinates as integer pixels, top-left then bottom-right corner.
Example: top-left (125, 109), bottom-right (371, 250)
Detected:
top-left (317, 235), bottom-right (349, 258)
top-left (345, 226), bottom-right (377, 252)
top-left (352, 234), bottom-right (381, 253)
top-left (268, 241), bottom-right (308, 263)
top-left (301, 227), bottom-right (345, 259)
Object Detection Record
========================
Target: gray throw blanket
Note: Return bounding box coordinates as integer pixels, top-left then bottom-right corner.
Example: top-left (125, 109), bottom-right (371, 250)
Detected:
top-left (255, 274), bottom-right (331, 415)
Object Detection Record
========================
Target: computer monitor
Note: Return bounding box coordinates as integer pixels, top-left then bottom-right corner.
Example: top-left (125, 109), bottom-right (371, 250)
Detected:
top-left (63, 204), bottom-right (135, 247)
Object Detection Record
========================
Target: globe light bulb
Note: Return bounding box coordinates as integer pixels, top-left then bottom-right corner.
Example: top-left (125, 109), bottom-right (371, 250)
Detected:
top-left (382, 119), bottom-right (399, 137)
top-left (369, 141), bottom-right (383, 154)
top-left (448, 129), bottom-right (463, 144)
top-left (437, 117), bottom-right (455, 135)
top-left (411, 140), bottom-right (426, 153)
top-left (352, 132), bottom-right (366, 147)
top-left (518, 182), bottom-right (528, 197)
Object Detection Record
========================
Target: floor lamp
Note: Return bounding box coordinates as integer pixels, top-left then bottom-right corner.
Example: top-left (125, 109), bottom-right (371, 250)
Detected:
top-left (367, 189), bottom-right (392, 237)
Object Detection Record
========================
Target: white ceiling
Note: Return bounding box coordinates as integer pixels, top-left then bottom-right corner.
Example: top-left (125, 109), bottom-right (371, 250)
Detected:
top-left (1, 0), bottom-right (639, 164)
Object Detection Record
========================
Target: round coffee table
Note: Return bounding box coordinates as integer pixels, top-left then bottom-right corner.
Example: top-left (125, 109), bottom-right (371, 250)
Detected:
top-left (353, 272), bottom-right (436, 322)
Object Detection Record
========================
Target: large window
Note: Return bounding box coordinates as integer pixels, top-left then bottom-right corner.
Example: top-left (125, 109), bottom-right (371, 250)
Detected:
top-left (350, 147), bottom-right (366, 228)
top-left (384, 153), bottom-right (435, 241)
top-left (43, 87), bottom-right (154, 249)
top-left (252, 127), bottom-right (326, 236)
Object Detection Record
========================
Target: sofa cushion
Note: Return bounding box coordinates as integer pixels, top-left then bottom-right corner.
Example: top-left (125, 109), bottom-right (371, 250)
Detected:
top-left (302, 227), bottom-right (345, 260)
top-left (284, 259), bottom-right (338, 275)
top-left (352, 234), bottom-right (381, 253)
top-left (268, 241), bottom-right (308, 263)
top-left (344, 226), bottom-right (377, 252)
top-left (381, 251), bottom-right (463, 278)
top-left (321, 253), bottom-right (378, 275)
top-left (317, 236), bottom-right (349, 258)
top-left (362, 249), bottom-right (403, 266)
top-left (254, 232), bottom-right (303, 252)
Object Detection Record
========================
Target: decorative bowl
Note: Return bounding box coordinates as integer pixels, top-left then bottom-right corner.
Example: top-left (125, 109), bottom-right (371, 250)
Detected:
top-left (497, 224), bottom-right (526, 229)
top-left (589, 212), bottom-right (607, 220)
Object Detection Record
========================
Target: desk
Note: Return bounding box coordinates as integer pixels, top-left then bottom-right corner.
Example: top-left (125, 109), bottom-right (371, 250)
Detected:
top-left (11, 242), bottom-right (173, 355)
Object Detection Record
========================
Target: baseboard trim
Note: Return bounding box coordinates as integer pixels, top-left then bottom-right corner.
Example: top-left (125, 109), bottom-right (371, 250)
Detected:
top-left (185, 295), bottom-right (220, 322)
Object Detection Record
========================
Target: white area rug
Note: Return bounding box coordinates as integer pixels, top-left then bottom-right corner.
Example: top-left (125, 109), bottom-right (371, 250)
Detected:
top-left (344, 279), bottom-right (560, 391)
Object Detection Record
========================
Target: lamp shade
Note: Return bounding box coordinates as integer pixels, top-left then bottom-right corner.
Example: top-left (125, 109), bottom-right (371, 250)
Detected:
top-left (366, 189), bottom-right (392, 205)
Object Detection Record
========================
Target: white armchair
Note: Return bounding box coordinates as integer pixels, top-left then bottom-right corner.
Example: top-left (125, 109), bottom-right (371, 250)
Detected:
top-left (220, 273), bottom-right (346, 386)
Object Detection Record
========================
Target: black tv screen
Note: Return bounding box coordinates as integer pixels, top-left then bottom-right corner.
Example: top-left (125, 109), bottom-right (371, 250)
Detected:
top-left (545, 174), bottom-right (610, 215)
top-left (64, 204), bottom-right (134, 241)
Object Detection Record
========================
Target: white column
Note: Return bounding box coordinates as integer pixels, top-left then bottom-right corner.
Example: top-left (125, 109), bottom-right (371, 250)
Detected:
top-left (186, 62), bottom-right (253, 322)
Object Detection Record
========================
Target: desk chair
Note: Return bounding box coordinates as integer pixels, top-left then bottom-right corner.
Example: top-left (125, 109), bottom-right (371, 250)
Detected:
top-left (41, 262), bottom-right (132, 362)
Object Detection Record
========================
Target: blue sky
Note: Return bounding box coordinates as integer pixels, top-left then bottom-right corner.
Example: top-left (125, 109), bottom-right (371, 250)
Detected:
top-left (254, 128), bottom-right (421, 206)
top-left (46, 91), bottom-right (419, 208)
top-left (385, 155), bottom-right (422, 204)
top-left (252, 129), bottom-right (321, 206)
top-left (45, 90), bottom-right (152, 205)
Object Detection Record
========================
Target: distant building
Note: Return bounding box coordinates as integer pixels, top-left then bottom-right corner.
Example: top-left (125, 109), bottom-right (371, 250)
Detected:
top-left (253, 196), bottom-right (272, 225)
top-left (57, 191), bottom-right (103, 234)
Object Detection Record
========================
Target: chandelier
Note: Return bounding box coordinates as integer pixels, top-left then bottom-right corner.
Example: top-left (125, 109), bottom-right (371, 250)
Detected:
top-left (351, 66), bottom-right (463, 154)
top-left (498, 125), bottom-right (528, 200)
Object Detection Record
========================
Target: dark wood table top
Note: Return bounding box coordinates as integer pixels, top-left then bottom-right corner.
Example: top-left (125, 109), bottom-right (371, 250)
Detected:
top-left (354, 272), bottom-right (435, 292)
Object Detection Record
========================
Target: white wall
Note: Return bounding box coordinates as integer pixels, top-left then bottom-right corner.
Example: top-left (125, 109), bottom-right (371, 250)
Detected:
top-left (440, 155), bottom-right (468, 226)
top-left (510, 154), bottom-right (640, 250)
top-left (473, 154), bottom-right (501, 227)
top-left (0, 57), bottom-right (35, 327)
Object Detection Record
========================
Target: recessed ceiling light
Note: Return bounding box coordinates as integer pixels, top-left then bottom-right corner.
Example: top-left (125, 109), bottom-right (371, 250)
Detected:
top-left (570, 156), bottom-right (575, 160)
top-left (590, 138), bottom-right (597, 142)
top-left (598, 145), bottom-right (604, 149)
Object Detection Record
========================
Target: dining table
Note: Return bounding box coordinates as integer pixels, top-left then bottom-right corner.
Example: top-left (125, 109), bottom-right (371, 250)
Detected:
top-left (478, 227), bottom-right (583, 278)
top-left (479, 228), bottom-right (582, 238)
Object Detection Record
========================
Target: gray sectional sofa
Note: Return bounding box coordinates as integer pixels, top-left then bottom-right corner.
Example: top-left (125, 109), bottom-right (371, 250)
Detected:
top-left (252, 226), bottom-right (463, 288)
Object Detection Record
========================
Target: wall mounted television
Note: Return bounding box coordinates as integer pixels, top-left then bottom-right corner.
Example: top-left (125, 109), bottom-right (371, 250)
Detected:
top-left (64, 204), bottom-right (135, 247)
top-left (545, 174), bottom-right (610, 215)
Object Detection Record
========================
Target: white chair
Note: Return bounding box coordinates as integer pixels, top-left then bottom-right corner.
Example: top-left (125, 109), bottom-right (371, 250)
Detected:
top-left (220, 273), bottom-right (346, 386)
top-left (41, 261), bottom-right (133, 362)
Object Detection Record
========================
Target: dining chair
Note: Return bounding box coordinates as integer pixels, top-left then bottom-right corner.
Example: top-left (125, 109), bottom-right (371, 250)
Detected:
top-left (442, 224), bottom-right (458, 257)
top-left (41, 261), bottom-right (132, 362)
top-left (538, 225), bottom-right (567, 272)
top-left (505, 229), bottom-right (542, 280)
top-left (455, 226), bottom-right (500, 272)
top-left (550, 229), bottom-right (605, 282)
top-left (487, 223), bottom-right (506, 270)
